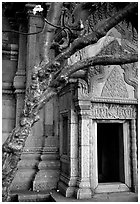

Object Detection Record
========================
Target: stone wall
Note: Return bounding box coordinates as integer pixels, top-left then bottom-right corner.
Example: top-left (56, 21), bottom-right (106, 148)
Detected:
top-left (2, 15), bottom-right (18, 144)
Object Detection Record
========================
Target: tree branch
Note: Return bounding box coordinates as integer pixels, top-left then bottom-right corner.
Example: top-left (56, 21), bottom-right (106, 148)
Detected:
top-left (51, 53), bottom-right (138, 87)
top-left (44, 2), bottom-right (137, 70)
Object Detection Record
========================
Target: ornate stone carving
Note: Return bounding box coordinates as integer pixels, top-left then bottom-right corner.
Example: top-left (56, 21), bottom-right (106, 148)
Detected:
top-left (101, 67), bottom-right (129, 98)
top-left (91, 103), bottom-right (137, 119)
top-left (78, 78), bottom-right (89, 98)
top-left (121, 62), bottom-right (138, 99)
top-left (88, 65), bottom-right (106, 94)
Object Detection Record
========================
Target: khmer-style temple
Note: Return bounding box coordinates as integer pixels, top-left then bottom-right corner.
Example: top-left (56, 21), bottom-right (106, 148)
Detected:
top-left (2, 2), bottom-right (138, 201)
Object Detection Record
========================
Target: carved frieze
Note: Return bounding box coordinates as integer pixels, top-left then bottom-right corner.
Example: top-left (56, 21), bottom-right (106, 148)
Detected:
top-left (91, 103), bottom-right (137, 119)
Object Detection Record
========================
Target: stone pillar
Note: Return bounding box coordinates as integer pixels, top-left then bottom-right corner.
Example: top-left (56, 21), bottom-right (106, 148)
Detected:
top-left (25, 3), bottom-right (43, 87)
top-left (131, 119), bottom-right (138, 193)
top-left (10, 5), bottom-right (45, 192)
top-left (33, 98), bottom-right (60, 191)
top-left (13, 22), bottom-right (26, 126)
top-left (74, 102), bottom-right (92, 199)
top-left (2, 42), bottom-right (18, 144)
top-left (58, 93), bottom-right (78, 197)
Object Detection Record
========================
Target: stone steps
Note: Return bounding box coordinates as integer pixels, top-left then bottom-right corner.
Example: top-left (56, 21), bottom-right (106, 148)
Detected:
top-left (51, 190), bottom-right (138, 202)
top-left (9, 190), bottom-right (52, 202)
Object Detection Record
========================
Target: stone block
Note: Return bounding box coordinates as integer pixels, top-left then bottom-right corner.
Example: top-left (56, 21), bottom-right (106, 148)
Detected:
top-left (17, 159), bottom-right (39, 169)
top-left (45, 100), bottom-right (53, 124)
top-left (32, 119), bottom-right (44, 138)
top-left (2, 132), bottom-right (9, 144)
top-left (58, 181), bottom-right (75, 197)
top-left (95, 183), bottom-right (130, 194)
top-left (70, 106), bottom-right (78, 124)
top-left (41, 152), bottom-right (59, 160)
top-left (44, 124), bottom-right (53, 137)
top-left (38, 160), bottom-right (60, 170)
top-left (80, 120), bottom-right (90, 145)
top-left (70, 158), bottom-right (78, 177)
top-left (70, 123), bottom-right (78, 146)
top-left (44, 136), bottom-right (58, 147)
top-left (70, 145), bottom-right (78, 159)
top-left (18, 191), bottom-right (50, 202)
top-left (2, 60), bottom-right (17, 82)
top-left (75, 187), bottom-right (92, 199)
top-left (2, 103), bottom-right (16, 119)
top-left (33, 170), bottom-right (60, 191)
top-left (78, 146), bottom-right (90, 178)
top-left (2, 118), bottom-right (15, 132)
top-left (10, 169), bottom-right (36, 192)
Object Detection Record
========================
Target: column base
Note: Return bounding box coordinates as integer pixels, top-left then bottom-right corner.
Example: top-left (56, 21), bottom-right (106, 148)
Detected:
top-left (58, 181), bottom-right (76, 198)
top-left (75, 187), bottom-right (92, 199)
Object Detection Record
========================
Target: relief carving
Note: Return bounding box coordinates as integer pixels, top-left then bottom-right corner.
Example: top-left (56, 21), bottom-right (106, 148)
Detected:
top-left (88, 65), bottom-right (106, 94)
top-left (121, 62), bottom-right (138, 99)
top-left (91, 103), bottom-right (137, 119)
top-left (101, 67), bottom-right (129, 98)
top-left (78, 78), bottom-right (89, 98)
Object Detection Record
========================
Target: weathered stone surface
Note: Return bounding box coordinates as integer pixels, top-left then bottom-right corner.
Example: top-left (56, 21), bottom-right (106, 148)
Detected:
top-left (10, 169), bottom-right (36, 192)
top-left (33, 170), bottom-right (60, 191)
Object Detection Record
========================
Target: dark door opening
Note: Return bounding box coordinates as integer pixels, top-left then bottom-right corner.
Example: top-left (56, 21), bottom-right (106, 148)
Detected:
top-left (97, 123), bottom-right (125, 183)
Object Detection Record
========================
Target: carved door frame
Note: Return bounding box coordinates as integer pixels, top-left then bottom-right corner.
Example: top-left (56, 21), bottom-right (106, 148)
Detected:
top-left (90, 119), bottom-right (132, 193)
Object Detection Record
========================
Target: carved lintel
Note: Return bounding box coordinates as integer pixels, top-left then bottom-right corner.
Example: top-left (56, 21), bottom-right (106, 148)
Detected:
top-left (90, 103), bottom-right (137, 120)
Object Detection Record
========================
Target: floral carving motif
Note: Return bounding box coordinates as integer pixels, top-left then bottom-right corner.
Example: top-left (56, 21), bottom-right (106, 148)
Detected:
top-left (101, 67), bottom-right (128, 98)
top-left (91, 103), bottom-right (137, 119)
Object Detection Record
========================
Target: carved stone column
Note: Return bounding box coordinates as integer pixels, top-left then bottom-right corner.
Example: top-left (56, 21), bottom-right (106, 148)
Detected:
top-left (58, 89), bottom-right (78, 197)
top-left (74, 102), bottom-right (92, 199)
top-left (130, 119), bottom-right (138, 193)
top-left (2, 40), bottom-right (18, 144)
top-left (13, 22), bottom-right (26, 126)
top-left (33, 98), bottom-right (60, 191)
top-left (10, 5), bottom-right (45, 192)
top-left (25, 3), bottom-right (43, 87)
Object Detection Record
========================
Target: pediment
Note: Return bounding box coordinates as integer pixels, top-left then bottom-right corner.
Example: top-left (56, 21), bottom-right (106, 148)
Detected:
top-left (101, 67), bottom-right (128, 98)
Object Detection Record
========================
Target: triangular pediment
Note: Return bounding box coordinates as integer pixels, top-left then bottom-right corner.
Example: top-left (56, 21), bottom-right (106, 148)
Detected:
top-left (101, 67), bottom-right (129, 98)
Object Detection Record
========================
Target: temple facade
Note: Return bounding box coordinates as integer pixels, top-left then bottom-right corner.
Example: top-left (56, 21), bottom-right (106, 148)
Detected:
top-left (2, 3), bottom-right (138, 200)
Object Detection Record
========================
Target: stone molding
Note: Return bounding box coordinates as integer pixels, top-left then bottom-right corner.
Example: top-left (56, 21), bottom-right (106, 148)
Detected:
top-left (76, 77), bottom-right (138, 104)
top-left (60, 173), bottom-right (77, 187)
top-left (2, 82), bottom-right (15, 95)
top-left (23, 146), bottom-right (59, 154)
top-left (15, 89), bottom-right (25, 94)
top-left (2, 43), bottom-right (18, 61)
top-left (2, 90), bottom-right (14, 95)
top-left (90, 97), bottom-right (138, 104)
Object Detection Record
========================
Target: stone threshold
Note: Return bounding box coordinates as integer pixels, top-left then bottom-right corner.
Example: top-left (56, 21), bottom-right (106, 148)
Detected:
top-left (51, 190), bottom-right (138, 202)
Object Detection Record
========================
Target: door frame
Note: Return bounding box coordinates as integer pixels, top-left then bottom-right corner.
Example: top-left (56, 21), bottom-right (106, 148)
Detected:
top-left (90, 120), bottom-right (131, 193)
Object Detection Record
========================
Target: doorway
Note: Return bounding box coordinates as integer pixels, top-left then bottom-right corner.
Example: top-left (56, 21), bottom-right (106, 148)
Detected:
top-left (97, 123), bottom-right (125, 183)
